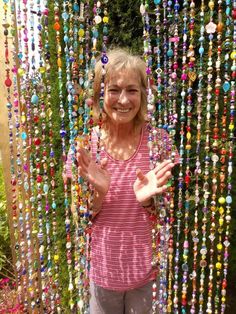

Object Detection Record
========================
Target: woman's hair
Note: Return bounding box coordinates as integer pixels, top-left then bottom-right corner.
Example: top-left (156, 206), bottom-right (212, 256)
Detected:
top-left (92, 48), bottom-right (147, 127)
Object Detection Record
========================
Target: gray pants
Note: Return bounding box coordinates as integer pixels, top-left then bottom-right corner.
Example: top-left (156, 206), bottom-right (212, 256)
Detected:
top-left (89, 281), bottom-right (153, 314)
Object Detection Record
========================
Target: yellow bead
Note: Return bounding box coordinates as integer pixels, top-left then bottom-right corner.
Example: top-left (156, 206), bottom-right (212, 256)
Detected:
top-left (229, 123), bottom-right (234, 130)
top-left (54, 254), bottom-right (59, 262)
top-left (208, 1), bottom-right (214, 10)
top-left (47, 108), bottom-right (52, 118)
top-left (103, 16), bottom-right (109, 23)
top-left (39, 66), bottom-right (46, 73)
top-left (21, 115), bottom-right (26, 123)
top-left (186, 132), bottom-right (191, 140)
top-left (78, 29), bottom-right (85, 37)
top-left (219, 206), bottom-right (224, 215)
top-left (57, 58), bottom-right (62, 67)
top-left (219, 218), bottom-right (224, 226)
top-left (217, 243), bottom-right (223, 251)
top-left (18, 68), bottom-right (25, 76)
top-left (218, 197), bottom-right (225, 205)
top-left (230, 51), bottom-right (236, 60)
top-left (185, 144), bottom-right (191, 150)
top-left (216, 262), bottom-right (222, 270)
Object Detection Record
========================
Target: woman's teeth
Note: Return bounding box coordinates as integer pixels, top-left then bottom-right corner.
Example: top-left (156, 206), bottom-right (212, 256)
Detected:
top-left (116, 108), bottom-right (130, 113)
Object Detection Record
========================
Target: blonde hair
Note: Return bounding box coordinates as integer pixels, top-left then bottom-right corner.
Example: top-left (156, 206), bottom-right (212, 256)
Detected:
top-left (92, 48), bottom-right (147, 127)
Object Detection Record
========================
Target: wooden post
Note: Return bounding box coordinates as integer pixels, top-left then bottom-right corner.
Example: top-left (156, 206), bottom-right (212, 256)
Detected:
top-left (0, 6), bottom-right (17, 276)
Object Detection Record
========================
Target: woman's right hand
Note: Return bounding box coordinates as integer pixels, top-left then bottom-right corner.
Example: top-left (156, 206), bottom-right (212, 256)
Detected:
top-left (77, 147), bottom-right (111, 196)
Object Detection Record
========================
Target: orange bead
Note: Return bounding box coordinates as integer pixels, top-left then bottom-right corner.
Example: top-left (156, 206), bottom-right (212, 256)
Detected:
top-left (217, 22), bottom-right (224, 33)
top-left (54, 22), bottom-right (60, 31)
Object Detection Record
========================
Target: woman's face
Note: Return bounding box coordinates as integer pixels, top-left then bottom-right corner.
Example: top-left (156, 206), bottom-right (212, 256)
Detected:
top-left (103, 70), bottom-right (142, 127)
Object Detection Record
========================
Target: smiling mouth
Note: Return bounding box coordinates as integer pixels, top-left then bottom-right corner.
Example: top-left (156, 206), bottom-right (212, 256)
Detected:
top-left (115, 108), bottom-right (131, 113)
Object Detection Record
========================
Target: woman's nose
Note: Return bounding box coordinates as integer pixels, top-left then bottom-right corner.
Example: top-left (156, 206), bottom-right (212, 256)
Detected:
top-left (118, 90), bottom-right (129, 104)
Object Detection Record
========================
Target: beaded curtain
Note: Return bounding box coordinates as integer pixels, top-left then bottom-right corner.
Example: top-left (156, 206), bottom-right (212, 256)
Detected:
top-left (1, 0), bottom-right (235, 313)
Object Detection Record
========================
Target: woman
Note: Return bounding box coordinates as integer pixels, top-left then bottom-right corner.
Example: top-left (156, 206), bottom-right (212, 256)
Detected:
top-left (68, 49), bottom-right (177, 314)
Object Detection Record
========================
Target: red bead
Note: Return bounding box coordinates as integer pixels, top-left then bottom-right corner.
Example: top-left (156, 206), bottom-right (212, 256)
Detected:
top-left (222, 279), bottom-right (227, 288)
top-left (5, 77), bottom-right (12, 87)
top-left (85, 227), bottom-right (92, 235)
top-left (185, 175), bottom-right (191, 184)
top-left (34, 116), bottom-right (39, 123)
top-left (36, 175), bottom-right (43, 183)
top-left (189, 23), bottom-right (194, 30)
top-left (11, 179), bottom-right (17, 186)
top-left (34, 138), bottom-right (41, 146)
top-left (182, 298), bottom-right (187, 306)
top-left (232, 9), bottom-right (236, 19)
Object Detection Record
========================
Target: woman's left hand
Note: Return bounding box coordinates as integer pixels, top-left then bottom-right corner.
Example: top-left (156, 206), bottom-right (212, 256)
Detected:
top-left (133, 160), bottom-right (174, 204)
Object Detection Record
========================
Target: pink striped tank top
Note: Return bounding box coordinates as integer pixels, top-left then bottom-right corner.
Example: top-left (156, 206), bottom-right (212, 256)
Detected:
top-left (90, 125), bottom-right (155, 291)
top-left (66, 125), bottom-right (174, 291)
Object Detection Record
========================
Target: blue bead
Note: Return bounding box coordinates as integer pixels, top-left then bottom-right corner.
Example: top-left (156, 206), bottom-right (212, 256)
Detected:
top-left (73, 3), bottom-right (79, 12)
top-left (226, 196), bottom-right (232, 204)
top-left (223, 82), bottom-right (230, 92)
top-left (64, 35), bottom-right (69, 43)
top-left (174, 4), bottom-right (180, 10)
top-left (101, 55), bottom-right (109, 64)
top-left (21, 132), bottom-right (27, 140)
top-left (60, 129), bottom-right (67, 138)
top-left (167, 49), bottom-right (174, 57)
top-left (199, 47), bottom-right (204, 55)
top-left (209, 34), bottom-right (213, 40)
top-left (31, 94), bottom-right (39, 104)
top-left (62, 12), bottom-right (69, 20)
top-left (52, 202), bottom-right (57, 209)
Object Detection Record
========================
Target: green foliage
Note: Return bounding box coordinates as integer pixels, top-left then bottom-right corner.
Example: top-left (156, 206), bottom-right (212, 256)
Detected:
top-left (106, 0), bottom-right (143, 53)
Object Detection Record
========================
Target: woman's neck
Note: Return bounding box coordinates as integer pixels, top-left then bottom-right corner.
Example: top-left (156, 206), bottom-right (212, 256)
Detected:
top-left (100, 122), bottom-right (143, 160)
top-left (103, 121), bottom-right (142, 141)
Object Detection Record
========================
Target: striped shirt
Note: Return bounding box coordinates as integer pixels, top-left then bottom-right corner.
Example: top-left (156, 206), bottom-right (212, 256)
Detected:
top-left (67, 125), bottom-right (174, 291)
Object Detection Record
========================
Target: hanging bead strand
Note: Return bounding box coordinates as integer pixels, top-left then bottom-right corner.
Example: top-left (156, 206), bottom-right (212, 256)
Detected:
top-left (190, 1), bottom-right (205, 312)
top-left (221, 0), bottom-right (236, 312)
top-left (198, 1), bottom-right (217, 312)
top-left (179, 1), bottom-right (188, 313)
